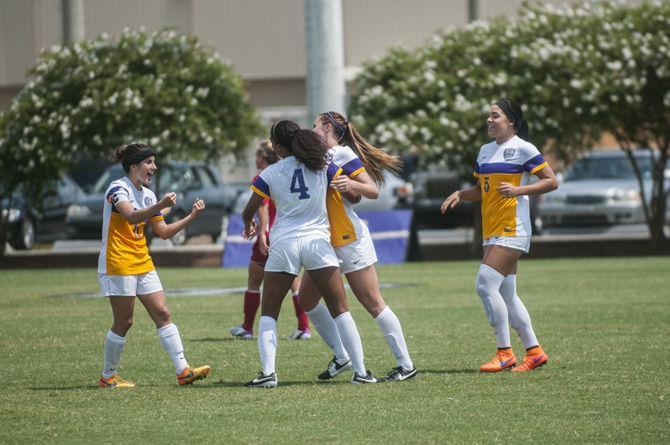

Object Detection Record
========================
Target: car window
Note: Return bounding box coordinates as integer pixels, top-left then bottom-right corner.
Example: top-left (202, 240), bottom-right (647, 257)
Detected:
top-left (93, 165), bottom-right (124, 193)
top-left (564, 156), bottom-right (652, 181)
top-left (198, 167), bottom-right (218, 186)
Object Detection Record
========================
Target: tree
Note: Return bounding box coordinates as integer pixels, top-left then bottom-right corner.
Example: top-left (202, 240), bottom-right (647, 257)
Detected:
top-left (0, 28), bottom-right (261, 254)
top-left (349, 1), bottom-right (670, 243)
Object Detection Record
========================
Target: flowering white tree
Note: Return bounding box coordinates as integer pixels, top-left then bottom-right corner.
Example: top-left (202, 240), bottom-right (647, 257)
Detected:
top-left (350, 1), bottom-right (670, 242)
top-left (0, 28), bottom-right (260, 253)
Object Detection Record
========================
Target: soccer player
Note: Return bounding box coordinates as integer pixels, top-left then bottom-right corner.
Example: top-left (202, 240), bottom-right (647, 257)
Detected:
top-left (229, 141), bottom-right (311, 341)
top-left (242, 120), bottom-right (378, 387)
top-left (441, 98), bottom-right (558, 372)
top-left (97, 143), bottom-right (211, 388)
top-left (298, 111), bottom-right (417, 382)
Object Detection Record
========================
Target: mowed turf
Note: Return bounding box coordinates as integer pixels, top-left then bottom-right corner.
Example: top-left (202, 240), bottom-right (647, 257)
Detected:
top-left (0, 257), bottom-right (668, 444)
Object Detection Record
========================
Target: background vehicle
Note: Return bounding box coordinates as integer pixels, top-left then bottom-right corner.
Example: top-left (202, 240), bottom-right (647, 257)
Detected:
top-left (2, 175), bottom-right (86, 250)
top-left (411, 169), bottom-right (476, 229)
top-left (354, 170), bottom-right (413, 211)
top-left (540, 150), bottom-right (670, 226)
top-left (66, 162), bottom-right (237, 244)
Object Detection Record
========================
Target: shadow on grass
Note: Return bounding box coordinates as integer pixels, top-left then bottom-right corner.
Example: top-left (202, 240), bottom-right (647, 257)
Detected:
top-left (208, 379), bottom-right (352, 388)
top-left (190, 337), bottom-right (238, 342)
top-left (30, 385), bottom-right (118, 391)
top-left (420, 369), bottom-right (478, 375)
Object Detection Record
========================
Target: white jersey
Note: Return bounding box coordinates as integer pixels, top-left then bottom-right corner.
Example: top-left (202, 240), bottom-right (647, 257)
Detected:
top-left (251, 156), bottom-right (339, 245)
top-left (326, 145), bottom-right (368, 247)
top-left (98, 176), bottom-right (163, 275)
top-left (473, 135), bottom-right (548, 238)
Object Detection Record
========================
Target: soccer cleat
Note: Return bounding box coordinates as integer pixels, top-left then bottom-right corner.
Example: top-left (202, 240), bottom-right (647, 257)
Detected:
top-left (177, 365), bottom-right (211, 385)
top-left (287, 329), bottom-right (312, 340)
top-left (230, 324), bottom-right (253, 340)
top-left (479, 349), bottom-right (517, 373)
top-left (512, 347), bottom-right (548, 372)
top-left (245, 371), bottom-right (278, 388)
top-left (98, 374), bottom-right (135, 388)
top-left (318, 356), bottom-right (353, 380)
top-left (386, 366), bottom-right (418, 381)
top-left (352, 370), bottom-right (378, 384)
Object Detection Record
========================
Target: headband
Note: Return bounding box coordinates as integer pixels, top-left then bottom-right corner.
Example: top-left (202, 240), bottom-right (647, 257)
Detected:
top-left (325, 112), bottom-right (346, 135)
top-left (122, 148), bottom-right (156, 171)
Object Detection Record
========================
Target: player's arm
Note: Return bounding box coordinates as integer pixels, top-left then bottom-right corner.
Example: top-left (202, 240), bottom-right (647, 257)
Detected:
top-left (497, 165), bottom-right (558, 198)
top-left (115, 192), bottom-right (176, 225)
top-left (331, 170), bottom-right (379, 200)
top-left (256, 200), bottom-right (270, 254)
top-left (242, 193), bottom-right (264, 239)
top-left (441, 182), bottom-right (481, 214)
top-left (150, 198), bottom-right (206, 240)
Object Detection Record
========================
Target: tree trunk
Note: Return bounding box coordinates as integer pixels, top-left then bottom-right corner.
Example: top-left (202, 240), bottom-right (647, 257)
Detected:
top-left (647, 147), bottom-right (668, 247)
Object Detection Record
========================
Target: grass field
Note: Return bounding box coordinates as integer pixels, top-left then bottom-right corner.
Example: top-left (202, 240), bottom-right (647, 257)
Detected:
top-left (0, 257), bottom-right (668, 444)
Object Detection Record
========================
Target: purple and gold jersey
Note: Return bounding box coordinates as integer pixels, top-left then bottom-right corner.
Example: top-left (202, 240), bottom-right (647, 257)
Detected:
top-left (326, 145), bottom-right (366, 247)
top-left (474, 135), bottom-right (548, 238)
top-left (97, 177), bottom-right (163, 275)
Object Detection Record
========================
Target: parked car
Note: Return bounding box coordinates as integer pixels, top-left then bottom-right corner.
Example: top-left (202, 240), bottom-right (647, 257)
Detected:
top-left (412, 169), bottom-right (476, 229)
top-left (2, 175), bottom-right (86, 250)
top-left (66, 162), bottom-right (238, 244)
top-left (539, 150), bottom-right (670, 226)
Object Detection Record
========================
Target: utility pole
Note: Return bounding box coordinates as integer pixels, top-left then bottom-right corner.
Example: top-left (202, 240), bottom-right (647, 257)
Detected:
top-left (305, 0), bottom-right (346, 121)
top-left (62, 0), bottom-right (85, 45)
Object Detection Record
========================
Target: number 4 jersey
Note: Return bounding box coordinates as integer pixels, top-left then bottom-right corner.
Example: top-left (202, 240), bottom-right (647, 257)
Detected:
top-left (97, 176), bottom-right (164, 275)
top-left (474, 135), bottom-right (548, 238)
top-left (251, 156), bottom-right (340, 245)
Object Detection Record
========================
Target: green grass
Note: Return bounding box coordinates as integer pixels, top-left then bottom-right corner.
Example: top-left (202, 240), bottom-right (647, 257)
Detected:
top-left (0, 258), bottom-right (669, 444)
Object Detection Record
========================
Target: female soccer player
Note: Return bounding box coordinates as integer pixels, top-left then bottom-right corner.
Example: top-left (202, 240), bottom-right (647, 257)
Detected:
top-left (229, 141), bottom-right (311, 341)
top-left (97, 143), bottom-right (211, 388)
top-left (298, 111), bottom-right (417, 382)
top-left (242, 120), bottom-right (378, 387)
top-left (441, 98), bottom-right (558, 373)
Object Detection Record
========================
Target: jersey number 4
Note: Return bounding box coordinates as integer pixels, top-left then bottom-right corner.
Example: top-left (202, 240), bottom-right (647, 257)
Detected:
top-left (290, 169), bottom-right (310, 199)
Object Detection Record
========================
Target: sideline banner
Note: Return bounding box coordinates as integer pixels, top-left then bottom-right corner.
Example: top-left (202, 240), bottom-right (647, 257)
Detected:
top-left (222, 210), bottom-right (413, 268)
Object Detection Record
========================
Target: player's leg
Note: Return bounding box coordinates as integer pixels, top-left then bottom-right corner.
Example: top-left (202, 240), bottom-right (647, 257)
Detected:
top-left (246, 271), bottom-right (294, 388)
top-left (345, 265), bottom-right (416, 381)
top-left (299, 272), bottom-right (351, 378)
top-left (138, 271), bottom-right (210, 385)
top-left (500, 262), bottom-right (549, 372)
top-left (231, 260), bottom-right (264, 339)
top-left (477, 245), bottom-right (521, 372)
top-left (99, 293), bottom-right (136, 388)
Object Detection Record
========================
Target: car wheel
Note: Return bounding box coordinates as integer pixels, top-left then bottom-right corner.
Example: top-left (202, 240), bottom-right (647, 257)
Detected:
top-left (170, 212), bottom-right (188, 246)
top-left (12, 217), bottom-right (36, 250)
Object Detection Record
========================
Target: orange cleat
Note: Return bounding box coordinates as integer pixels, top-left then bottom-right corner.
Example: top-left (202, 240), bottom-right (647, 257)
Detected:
top-left (512, 346), bottom-right (548, 372)
top-left (480, 348), bottom-right (517, 373)
top-left (99, 374), bottom-right (135, 388)
top-left (177, 365), bottom-right (211, 385)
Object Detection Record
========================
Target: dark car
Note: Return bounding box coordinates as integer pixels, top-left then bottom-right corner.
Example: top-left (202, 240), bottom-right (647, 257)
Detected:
top-left (2, 175), bottom-right (86, 250)
top-left (412, 170), bottom-right (476, 229)
top-left (66, 162), bottom-right (238, 244)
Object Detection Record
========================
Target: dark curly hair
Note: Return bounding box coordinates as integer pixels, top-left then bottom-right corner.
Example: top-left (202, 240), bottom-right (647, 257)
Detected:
top-left (270, 120), bottom-right (328, 171)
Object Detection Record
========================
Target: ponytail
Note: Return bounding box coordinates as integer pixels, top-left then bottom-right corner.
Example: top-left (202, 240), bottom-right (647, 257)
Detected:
top-left (269, 120), bottom-right (328, 171)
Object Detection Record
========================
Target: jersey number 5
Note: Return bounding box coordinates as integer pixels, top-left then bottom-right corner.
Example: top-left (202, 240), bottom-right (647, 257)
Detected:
top-left (290, 169), bottom-right (310, 199)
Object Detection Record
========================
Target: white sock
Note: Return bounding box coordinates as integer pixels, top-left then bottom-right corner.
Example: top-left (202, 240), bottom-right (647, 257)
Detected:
top-left (334, 311), bottom-right (366, 376)
top-left (374, 306), bottom-right (413, 370)
top-left (102, 330), bottom-right (126, 378)
top-left (476, 264), bottom-right (510, 348)
top-left (157, 323), bottom-right (189, 374)
top-left (500, 274), bottom-right (539, 349)
top-left (258, 316), bottom-right (277, 375)
top-left (307, 303), bottom-right (350, 362)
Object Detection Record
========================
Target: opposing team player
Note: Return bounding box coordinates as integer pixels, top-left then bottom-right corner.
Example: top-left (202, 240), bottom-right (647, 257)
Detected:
top-left (97, 143), bottom-right (211, 388)
top-left (242, 121), bottom-right (378, 387)
top-left (229, 141), bottom-right (311, 340)
top-left (441, 98), bottom-right (558, 373)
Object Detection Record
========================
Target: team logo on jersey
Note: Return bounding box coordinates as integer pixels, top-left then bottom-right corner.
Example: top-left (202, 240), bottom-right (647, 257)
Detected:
top-left (144, 196), bottom-right (154, 207)
top-left (326, 152), bottom-right (333, 163)
top-left (503, 148), bottom-right (516, 161)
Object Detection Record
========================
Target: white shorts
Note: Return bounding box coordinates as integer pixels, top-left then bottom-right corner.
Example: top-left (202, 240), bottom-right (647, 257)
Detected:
top-left (483, 235), bottom-right (530, 254)
top-left (335, 225), bottom-right (378, 274)
top-left (98, 270), bottom-right (163, 297)
top-left (265, 235), bottom-right (340, 275)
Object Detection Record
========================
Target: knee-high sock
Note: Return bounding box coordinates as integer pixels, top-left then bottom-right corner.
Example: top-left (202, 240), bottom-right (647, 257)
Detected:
top-left (476, 264), bottom-right (510, 349)
top-left (157, 323), bottom-right (189, 374)
top-left (500, 274), bottom-right (539, 349)
top-left (374, 306), bottom-right (413, 370)
top-left (306, 304), bottom-right (349, 362)
top-left (102, 330), bottom-right (126, 378)
top-left (292, 293), bottom-right (310, 331)
top-left (243, 290), bottom-right (261, 332)
top-left (258, 316), bottom-right (277, 375)
top-left (334, 312), bottom-right (366, 375)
